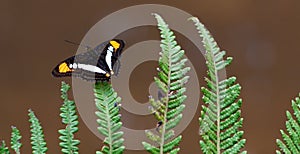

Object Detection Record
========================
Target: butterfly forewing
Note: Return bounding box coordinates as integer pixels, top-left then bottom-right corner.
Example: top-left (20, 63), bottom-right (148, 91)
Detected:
top-left (52, 39), bottom-right (125, 82)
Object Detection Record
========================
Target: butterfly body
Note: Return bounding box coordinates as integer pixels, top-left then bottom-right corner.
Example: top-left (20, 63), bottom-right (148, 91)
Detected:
top-left (52, 39), bottom-right (125, 82)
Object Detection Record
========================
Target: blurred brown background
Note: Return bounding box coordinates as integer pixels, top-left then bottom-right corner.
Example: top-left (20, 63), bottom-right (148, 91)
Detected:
top-left (1, 0), bottom-right (300, 153)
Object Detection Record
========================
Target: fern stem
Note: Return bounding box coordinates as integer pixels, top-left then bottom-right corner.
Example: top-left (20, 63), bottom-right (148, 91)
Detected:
top-left (216, 68), bottom-right (221, 154)
top-left (197, 17), bottom-right (222, 153)
top-left (159, 38), bottom-right (173, 154)
top-left (201, 20), bottom-right (221, 154)
top-left (105, 98), bottom-right (113, 154)
top-left (212, 44), bottom-right (221, 154)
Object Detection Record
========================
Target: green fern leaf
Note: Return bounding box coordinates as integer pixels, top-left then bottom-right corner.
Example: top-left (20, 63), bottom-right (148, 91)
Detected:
top-left (142, 13), bottom-right (190, 154)
top-left (0, 141), bottom-right (10, 154)
top-left (58, 81), bottom-right (80, 154)
top-left (276, 93), bottom-right (300, 153)
top-left (94, 82), bottom-right (124, 154)
top-left (190, 17), bottom-right (246, 154)
top-left (28, 109), bottom-right (48, 154)
top-left (142, 142), bottom-right (160, 154)
top-left (10, 126), bottom-right (22, 154)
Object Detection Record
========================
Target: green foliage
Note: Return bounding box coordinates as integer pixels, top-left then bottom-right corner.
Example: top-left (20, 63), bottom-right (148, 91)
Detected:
top-left (58, 81), bottom-right (80, 154)
top-left (28, 109), bottom-right (48, 154)
top-left (10, 126), bottom-right (22, 154)
top-left (94, 82), bottom-right (124, 154)
top-left (142, 13), bottom-right (190, 154)
top-left (0, 141), bottom-right (10, 154)
top-left (276, 93), bottom-right (300, 154)
top-left (189, 17), bottom-right (246, 154)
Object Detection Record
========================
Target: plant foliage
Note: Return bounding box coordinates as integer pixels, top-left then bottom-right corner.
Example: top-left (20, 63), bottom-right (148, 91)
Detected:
top-left (58, 81), bottom-right (80, 154)
top-left (276, 93), bottom-right (300, 154)
top-left (142, 13), bottom-right (190, 154)
top-left (94, 82), bottom-right (124, 154)
top-left (189, 17), bottom-right (246, 154)
top-left (10, 126), bottom-right (22, 154)
top-left (28, 109), bottom-right (48, 154)
top-left (0, 141), bottom-right (9, 154)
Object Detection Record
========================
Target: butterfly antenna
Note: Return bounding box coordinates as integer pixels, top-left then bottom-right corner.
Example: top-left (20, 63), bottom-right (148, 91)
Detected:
top-left (64, 40), bottom-right (91, 50)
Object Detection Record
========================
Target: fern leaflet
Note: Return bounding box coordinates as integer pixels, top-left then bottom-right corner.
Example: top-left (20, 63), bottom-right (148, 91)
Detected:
top-left (276, 93), bottom-right (300, 154)
top-left (94, 82), bottom-right (124, 154)
top-left (142, 13), bottom-right (190, 154)
top-left (28, 109), bottom-right (48, 154)
top-left (10, 126), bottom-right (22, 154)
top-left (0, 141), bottom-right (10, 154)
top-left (58, 81), bottom-right (80, 154)
top-left (190, 17), bottom-right (246, 154)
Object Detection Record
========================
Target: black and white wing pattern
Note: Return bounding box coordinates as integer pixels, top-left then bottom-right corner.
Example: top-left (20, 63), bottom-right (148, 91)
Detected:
top-left (52, 39), bottom-right (125, 81)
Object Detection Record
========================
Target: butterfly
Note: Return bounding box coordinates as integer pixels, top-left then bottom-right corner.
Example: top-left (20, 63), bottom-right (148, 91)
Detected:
top-left (52, 39), bottom-right (125, 82)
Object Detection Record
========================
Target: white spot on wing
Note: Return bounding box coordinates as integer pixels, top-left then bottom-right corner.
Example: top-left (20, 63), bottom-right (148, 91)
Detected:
top-left (77, 64), bottom-right (106, 74)
top-left (106, 50), bottom-right (113, 70)
top-left (108, 46), bottom-right (114, 52)
top-left (73, 63), bottom-right (77, 69)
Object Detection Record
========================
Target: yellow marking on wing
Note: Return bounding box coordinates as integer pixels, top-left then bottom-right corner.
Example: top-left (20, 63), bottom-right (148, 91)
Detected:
top-left (59, 62), bottom-right (72, 73)
top-left (105, 73), bottom-right (110, 77)
top-left (110, 40), bottom-right (120, 51)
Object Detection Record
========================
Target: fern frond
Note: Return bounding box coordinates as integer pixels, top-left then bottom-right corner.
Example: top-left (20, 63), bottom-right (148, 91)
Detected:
top-left (276, 93), bottom-right (300, 153)
top-left (10, 126), bottom-right (22, 154)
top-left (0, 141), bottom-right (10, 154)
top-left (94, 82), bottom-right (124, 154)
top-left (28, 109), bottom-right (48, 154)
top-left (142, 13), bottom-right (190, 154)
top-left (190, 17), bottom-right (246, 154)
top-left (58, 81), bottom-right (80, 154)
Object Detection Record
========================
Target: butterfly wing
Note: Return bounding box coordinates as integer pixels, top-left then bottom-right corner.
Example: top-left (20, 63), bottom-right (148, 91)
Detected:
top-left (52, 39), bottom-right (125, 81)
top-left (52, 55), bottom-right (110, 82)
top-left (98, 39), bottom-right (125, 75)
top-left (52, 41), bottom-right (109, 81)
top-left (112, 59), bottom-right (121, 77)
top-left (111, 40), bottom-right (124, 75)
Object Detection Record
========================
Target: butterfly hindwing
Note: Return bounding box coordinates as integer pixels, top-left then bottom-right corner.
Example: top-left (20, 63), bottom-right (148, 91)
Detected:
top-left (52, 39), bottom-right (125, 81)
top-left (112, 59), bottom-right (121, 77)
